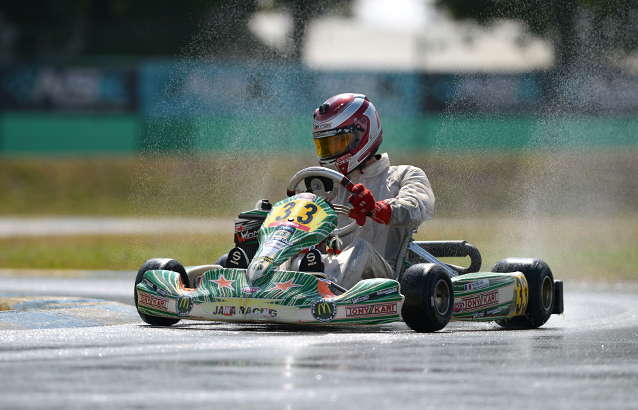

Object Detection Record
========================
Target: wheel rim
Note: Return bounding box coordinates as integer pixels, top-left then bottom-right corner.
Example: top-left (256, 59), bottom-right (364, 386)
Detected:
top-left (541, 275), bottom-right (553, 311)
top-left (434, 279), bottom-right (451, 315)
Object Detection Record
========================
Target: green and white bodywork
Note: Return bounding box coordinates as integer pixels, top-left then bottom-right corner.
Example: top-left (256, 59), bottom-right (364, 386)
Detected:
top-left (135, 166), bottom-right (562, 331)
top-left (137, 268), bottom-right (402, 325)
top-left (451, 272), bottom-right (528, 322)
top-left (136, 193), bottom-right (403, 326)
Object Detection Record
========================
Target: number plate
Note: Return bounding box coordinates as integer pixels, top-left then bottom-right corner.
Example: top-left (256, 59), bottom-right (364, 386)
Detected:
top-left (264, 198), bottom-right (328, 232)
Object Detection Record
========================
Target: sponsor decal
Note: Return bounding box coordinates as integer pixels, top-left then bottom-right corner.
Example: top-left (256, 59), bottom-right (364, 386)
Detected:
top-left (376, 286), bottom-right (398, 296)
top-left (458, 290), bottom-right (499, 312)
top-left (453, 301), bottom-right (465, 313)
top-left (262, 241), bottom-right (283, 253)
top-left (241, 286), bottom-right (261, 294)
top-left (350, 286), bottom-right (398, 304)
top-left (242, 306), bottom-right (277, 318)
top-left (210, 305), bottom-right (278, 318)
top-left (210, 275), bottom-right (235, 290)
top-left (314, 122), bottom-right (332, 130)
top-left (313, 128), bottom-right (339, 137)
top-left (346, 302), bottom-right (398, 317)
top-left (335, 153), bottom-right (352, 167)
top-left (253, 256), bottom-right (274, 265)
top-left (142, 277), bottom-right (169, 296)
top-left (268, 220), bottom-right (310, 232)
top-left (486, 307), bottom-right (503, 316)
top-left (473, 311), bottom-right (486, 319)
top-left (272, 226), bottom-right (294, 241)
top-left (201, 300), bottom-right (238, 314)
top-left (138, 292), bottom-right (169, 310)
top-left (176, 295), bottom-right (194, 317)
top-left (311, 299), bottom-right (337, 322)
top-left (210, 305), bottom-right (236, 316)
top-left (464, 279), bottom-right (490, 292)
top-left (267, 279), bottom-right (301, 292)
top-left (514, 275), bottom-right (528, 315)
top-left (263, 239), bottom-right (292, 251)
top-left (351, 294), bottom-right (370, 304)
top-left (235, 220), bottom-right (262, 243)
top-left (297, 193), bottom-right (316, 200)
top-left (276, 238), bottom-right (294, 248)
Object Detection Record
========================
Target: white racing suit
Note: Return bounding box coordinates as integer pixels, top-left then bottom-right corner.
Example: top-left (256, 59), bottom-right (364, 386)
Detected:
top-left (324, 153), bottom-right (435, 289)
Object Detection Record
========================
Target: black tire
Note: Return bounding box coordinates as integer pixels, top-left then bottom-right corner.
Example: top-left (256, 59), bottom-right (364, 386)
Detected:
top-left (400, 263), bottom-right (454, 332)
top-left (134, 258), bottom-right (189, 326)
top-left (492, 258), bottom-right (554, 329)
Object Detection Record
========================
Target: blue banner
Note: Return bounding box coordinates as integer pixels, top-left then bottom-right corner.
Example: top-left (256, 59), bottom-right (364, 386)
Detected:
top-left (139, 61), bottom-right (421, 118)
top-left (0, 66), bottom-right (136, 112)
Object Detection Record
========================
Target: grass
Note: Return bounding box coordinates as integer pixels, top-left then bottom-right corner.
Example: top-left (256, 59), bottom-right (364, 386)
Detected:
top-left (0, 215), bottom-right (635, 283)
top-left (0, 157), bottom-right (136, 216)
top-left (0, 151), bottom-right (636, 282)
top-left (1, 150), bottom-right (636, 218)
top-left (415, 215), bottom-right (638, 282)
top-left (0, 232), bottom-right (232, 271)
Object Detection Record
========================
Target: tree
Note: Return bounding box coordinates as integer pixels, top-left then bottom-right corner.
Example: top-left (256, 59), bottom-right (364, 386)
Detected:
top-left (434, 0), bottom-right (638, 72)
top-left (0, 0), bottom-right (226, 60)
top-left (0, 0), bottom-right (354, 62)
top-left (257, 0), bottom-right (353, 61)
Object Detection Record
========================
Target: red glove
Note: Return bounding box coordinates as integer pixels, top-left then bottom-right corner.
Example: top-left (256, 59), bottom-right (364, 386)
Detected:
top-left (348, 184), bottom-right (392, 226)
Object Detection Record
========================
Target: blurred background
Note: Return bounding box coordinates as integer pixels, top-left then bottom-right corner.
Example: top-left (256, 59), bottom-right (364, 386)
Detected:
top-left (0, 0), bottom-right (636, 280)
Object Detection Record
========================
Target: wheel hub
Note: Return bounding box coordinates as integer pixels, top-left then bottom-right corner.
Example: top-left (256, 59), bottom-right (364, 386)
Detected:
top-left (541, 275), bottom-right (553, 311)
top-left (433, 279), bottom-right (451, 315)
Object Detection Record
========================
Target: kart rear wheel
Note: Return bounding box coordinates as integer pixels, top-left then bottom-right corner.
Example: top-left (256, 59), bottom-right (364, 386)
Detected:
top-left (492, 258), bottom-right (554, 329)
top-left (400, 263), bottom-right (454, 332)
top-left (134, 258), bottom-right (190, 326)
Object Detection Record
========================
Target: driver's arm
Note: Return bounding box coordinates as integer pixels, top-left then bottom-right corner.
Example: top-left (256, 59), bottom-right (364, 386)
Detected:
top-left (386, 166), bottom-right (434, 229)
top-left (348, 165), bottom-right (434, 228)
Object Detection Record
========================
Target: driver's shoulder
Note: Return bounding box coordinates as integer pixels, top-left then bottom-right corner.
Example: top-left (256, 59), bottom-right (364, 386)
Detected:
top-left (388, 164), bottom-right (426, 180)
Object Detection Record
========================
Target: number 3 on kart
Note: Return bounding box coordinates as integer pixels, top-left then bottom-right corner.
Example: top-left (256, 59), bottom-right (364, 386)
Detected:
top-left (274, 201), bottom-right (318, 226)
top-left (297, 203), bottom-right (318, 224)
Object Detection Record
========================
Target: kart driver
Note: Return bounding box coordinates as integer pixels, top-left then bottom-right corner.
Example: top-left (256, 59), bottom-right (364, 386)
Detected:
top-left (312, 93), bottom-right (435, 289)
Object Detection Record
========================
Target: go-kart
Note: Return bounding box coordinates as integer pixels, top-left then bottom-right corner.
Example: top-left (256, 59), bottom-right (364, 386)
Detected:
top-left (134, 167), bottom-right (564, 332)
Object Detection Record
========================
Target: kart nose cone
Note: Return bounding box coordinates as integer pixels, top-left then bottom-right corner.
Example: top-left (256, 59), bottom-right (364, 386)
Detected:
top-left (247, 261), bottom-right (268, 282)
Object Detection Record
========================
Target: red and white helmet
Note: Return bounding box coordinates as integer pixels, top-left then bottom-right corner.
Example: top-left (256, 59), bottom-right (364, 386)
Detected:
top-left (313, 93), bottom-right (383, 175)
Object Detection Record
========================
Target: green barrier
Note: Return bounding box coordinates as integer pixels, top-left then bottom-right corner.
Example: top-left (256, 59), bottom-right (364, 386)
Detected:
top-left (0, 113), bottom-right (140, 154)
top-left (385, 115), bottom-right (638, 151)
top-left (1, 113), bottom-right (635, 155)
top-left (145, 114), bottom-right (637, 153)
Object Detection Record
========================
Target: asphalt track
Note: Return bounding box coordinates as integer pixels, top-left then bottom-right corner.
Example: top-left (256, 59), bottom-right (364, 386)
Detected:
top-left (1, 271), bottom-right (637, 410)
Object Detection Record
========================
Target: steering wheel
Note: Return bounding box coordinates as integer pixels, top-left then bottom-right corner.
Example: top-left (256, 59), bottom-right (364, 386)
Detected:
top-left (286, 166), bottom-right (361, 238)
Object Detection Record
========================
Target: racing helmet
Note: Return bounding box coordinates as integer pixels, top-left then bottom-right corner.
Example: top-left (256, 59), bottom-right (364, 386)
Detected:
top-left (313, 93), bottom-right (383, 175)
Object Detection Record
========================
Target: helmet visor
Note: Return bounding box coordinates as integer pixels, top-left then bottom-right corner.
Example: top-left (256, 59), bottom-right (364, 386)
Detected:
top-left (313, 128), bottom-right (357, 160)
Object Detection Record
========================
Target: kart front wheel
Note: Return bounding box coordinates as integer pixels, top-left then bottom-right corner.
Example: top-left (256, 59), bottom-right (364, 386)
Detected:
top-left (134, 258), bottom-right (190, 326)
top-left (400, 263), bottom-right (454, 332)
top-left (492, 258), bottom-right (554, 329)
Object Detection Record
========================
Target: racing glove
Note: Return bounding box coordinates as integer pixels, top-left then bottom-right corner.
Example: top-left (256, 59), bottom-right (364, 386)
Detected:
top-left (348, 184), bottom-right (392, 226)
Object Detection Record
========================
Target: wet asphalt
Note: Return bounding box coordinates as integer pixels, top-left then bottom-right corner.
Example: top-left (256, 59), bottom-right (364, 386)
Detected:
top-left (0, 272), bottom-right (637, 409)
